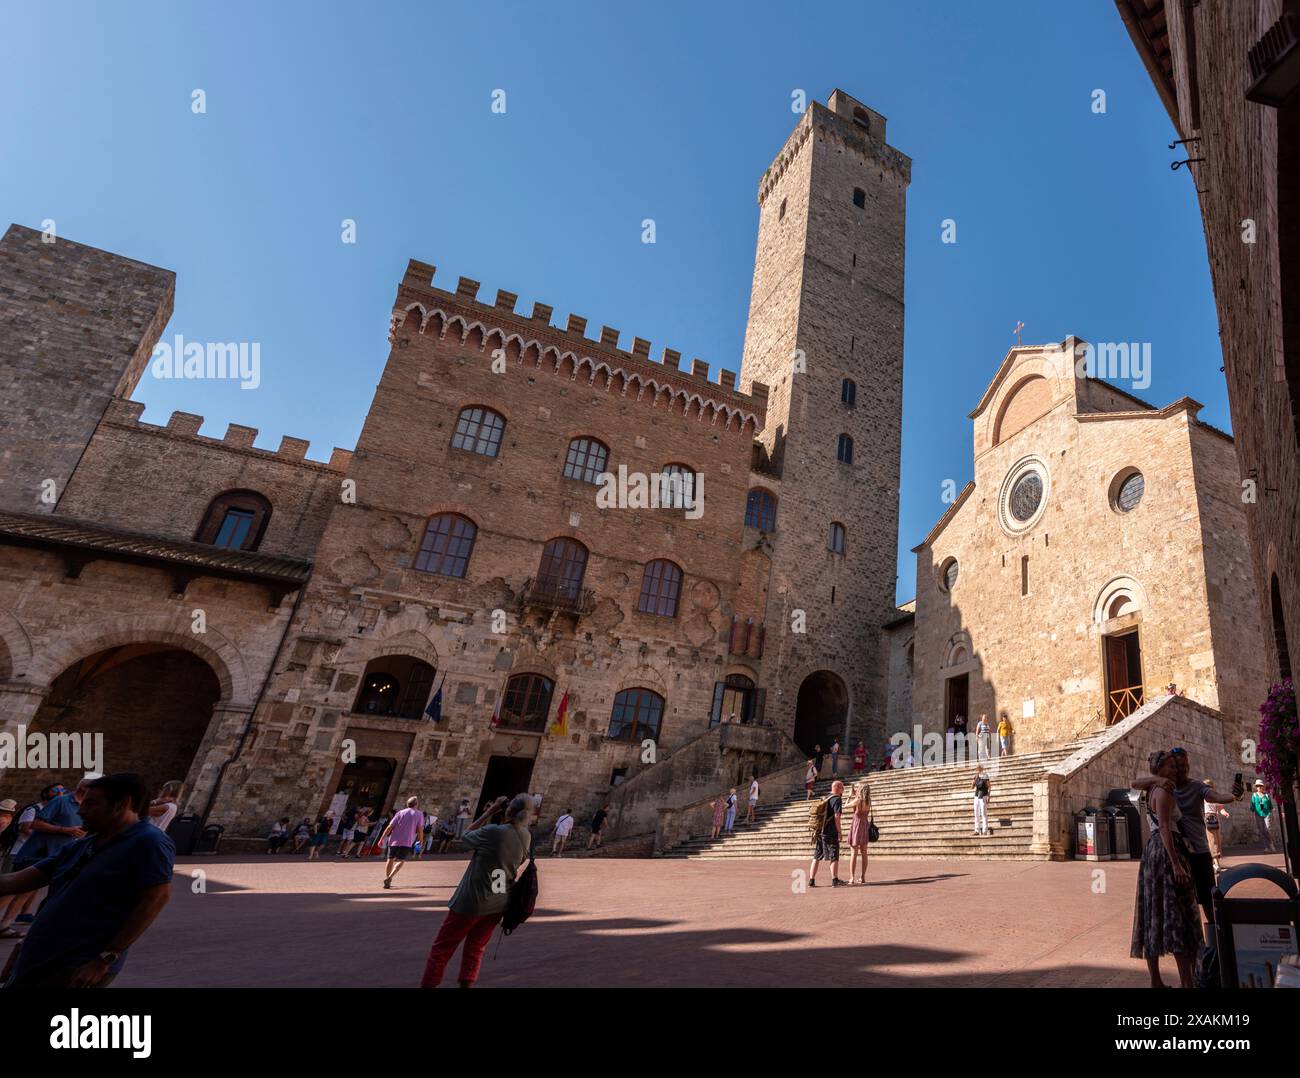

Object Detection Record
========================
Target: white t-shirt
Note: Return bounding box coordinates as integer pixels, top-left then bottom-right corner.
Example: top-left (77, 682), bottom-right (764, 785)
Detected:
top-left (749, 781), bottom-right (759, 801)
top-left (9, 805), bottom-right (37, 858)
top-left (150, 801), bottom-right (179, 832)
top-left (554, 814), bottom-right (574, 837)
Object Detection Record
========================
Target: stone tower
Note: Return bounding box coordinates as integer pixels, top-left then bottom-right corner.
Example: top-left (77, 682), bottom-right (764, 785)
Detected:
top-left (0, 224), bottom-right (175, 514)
top-left (739, 90), bottom-right (910, 754)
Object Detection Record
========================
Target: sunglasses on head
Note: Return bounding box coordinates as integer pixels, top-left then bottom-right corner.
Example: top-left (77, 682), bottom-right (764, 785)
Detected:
top-left (1169, 748), bottom-right (1186, 756)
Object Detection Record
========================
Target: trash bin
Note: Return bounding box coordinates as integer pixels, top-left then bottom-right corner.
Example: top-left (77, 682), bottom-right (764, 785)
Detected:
top-left (1104, 806), bottom-right (1130, 860)
top-left (1106, 789), bottom-right (1143, 855)
top-left (168, 813), bottom-right (202, 856)
top-left (192, 823), bottom-right (224, 855)
top-left (1074, 808), bottom-right (1111, 860)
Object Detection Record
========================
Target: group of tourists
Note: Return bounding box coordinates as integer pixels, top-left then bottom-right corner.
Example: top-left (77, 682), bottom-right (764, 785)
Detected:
top-left (267, 796), bottom-right (481, 859)
top-left (0, 773), bottom-right (178, 987)
top-left (548, 802), bottom-right (610, 855)
top-left (709, 778), bottom-right (759, 838)
top-left (947, 712), bottom-right (1014, 761)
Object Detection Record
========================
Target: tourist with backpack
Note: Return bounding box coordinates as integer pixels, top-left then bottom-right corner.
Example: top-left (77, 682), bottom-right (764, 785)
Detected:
top-left (723, 788), bottom-right (738, 833)
top-left (808, 780), bottom-right (845, 888)
top-left (419, 793), bottom-right (535, 988)
top-left (746, 775), bottom-right (760, 824)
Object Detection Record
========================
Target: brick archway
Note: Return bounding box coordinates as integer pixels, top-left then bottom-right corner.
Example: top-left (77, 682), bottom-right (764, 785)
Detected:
top-left (23, 614), bottom-right (253, 706)
top-left (6, 644), bottom-right (224, 806)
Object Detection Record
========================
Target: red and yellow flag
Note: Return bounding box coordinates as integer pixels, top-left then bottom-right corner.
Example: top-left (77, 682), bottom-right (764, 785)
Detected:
top-left (549, 689), bottom-right (569, 737)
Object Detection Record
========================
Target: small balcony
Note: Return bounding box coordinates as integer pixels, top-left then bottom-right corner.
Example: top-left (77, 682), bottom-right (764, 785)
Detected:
top-left (519, 575), bottom-right (595, 616)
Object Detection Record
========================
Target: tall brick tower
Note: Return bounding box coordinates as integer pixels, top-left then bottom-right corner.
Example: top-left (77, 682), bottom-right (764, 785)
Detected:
top-left (739, 90), bottom-right (910, 754)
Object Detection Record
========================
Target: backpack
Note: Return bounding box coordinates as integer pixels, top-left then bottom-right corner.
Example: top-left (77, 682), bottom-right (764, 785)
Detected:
top-left (808, 797), bottom-right (831, 835)
top-left (501, 833), bottom-right (538, 936)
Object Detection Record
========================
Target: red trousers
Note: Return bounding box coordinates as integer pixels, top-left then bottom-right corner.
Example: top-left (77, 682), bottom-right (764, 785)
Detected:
top-left (420, 911), bottom-right (501, 987)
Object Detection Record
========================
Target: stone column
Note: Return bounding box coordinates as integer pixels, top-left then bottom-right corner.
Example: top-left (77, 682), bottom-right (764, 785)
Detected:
top-left (0, 681), bottom-right (48, 782)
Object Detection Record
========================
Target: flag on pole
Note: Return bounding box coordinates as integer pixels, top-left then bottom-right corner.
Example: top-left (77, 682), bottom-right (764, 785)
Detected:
top-left (549, 689), bottom-right (569, 737)
top-left (423, 674), bottom-right (445, 723)
top-left (490, 680), bottom-right (504, 728)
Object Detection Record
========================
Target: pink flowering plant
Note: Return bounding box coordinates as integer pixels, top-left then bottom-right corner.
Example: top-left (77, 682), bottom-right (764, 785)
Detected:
top-left (1257, 678), bottom-right (1298, 794)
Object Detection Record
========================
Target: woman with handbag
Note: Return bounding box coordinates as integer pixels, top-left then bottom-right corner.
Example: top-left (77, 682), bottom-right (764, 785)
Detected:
top-left (1130, 750), bottom-right (1202, 988)
top-left (848, 782), bottom-right (874, 885)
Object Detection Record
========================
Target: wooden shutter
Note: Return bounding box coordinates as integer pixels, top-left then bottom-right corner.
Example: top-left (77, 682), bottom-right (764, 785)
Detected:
top-left (710, 681), bottom-right (725, 727)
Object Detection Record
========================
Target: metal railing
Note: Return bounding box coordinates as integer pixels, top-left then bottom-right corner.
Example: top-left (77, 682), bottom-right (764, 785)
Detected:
top-left (518, 575), bottom-right (595, 616)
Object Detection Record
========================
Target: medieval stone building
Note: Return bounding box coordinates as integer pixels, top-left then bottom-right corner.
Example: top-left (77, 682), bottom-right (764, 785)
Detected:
top-left (0, 92), bottom-right (910, 843)
top-left (887, 337), bottom-right (1267, 773)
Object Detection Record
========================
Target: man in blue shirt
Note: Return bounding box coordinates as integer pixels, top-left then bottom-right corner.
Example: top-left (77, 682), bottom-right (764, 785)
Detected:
top-left (0, 772), bottom-right (174, 988)
top-left (11, 777), bottom-right (88, 869)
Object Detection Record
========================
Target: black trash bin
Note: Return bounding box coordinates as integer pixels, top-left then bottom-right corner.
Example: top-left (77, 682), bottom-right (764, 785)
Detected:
top-left (1106, 789), bottom-right (1143, 856)
top-left (193, 824), bottom-right (224, 855)
top-left (167, 813), bottom-right (202, 856)
top-left (1103, 806), bottom-right (1131, 860)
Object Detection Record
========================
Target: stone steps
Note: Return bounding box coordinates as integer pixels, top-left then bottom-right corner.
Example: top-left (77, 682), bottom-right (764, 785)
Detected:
top-left (665, 740), bottom-right (1100, 861)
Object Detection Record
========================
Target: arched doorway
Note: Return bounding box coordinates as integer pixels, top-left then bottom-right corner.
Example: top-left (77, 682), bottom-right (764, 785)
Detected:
top-left (9, 644), bottom-right (221, 806)
top-left (793, 670), bottom-right (849, 757)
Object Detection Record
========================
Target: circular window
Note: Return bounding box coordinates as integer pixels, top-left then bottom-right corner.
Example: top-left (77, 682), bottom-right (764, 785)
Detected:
top-left (940, 557), bottom-right (959, 592)
top-left (1112, 470), bottom-right (1145, 513)
top-left (1009, 472), bottom-right (1043, 522)
top-left (998, 456), bottom-right (1050, 535)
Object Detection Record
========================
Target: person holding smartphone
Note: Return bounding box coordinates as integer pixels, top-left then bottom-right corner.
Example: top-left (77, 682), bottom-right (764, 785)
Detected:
top-left (1130, 748), bottom-right (1243, 926)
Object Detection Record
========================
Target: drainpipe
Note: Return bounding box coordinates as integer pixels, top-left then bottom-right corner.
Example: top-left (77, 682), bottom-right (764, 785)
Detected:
top-left (198, 575), bottom-right (310, 827)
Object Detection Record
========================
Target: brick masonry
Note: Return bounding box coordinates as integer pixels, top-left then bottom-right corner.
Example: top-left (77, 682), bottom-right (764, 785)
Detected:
top-left (1117, 0), bottom-right (1300, 693)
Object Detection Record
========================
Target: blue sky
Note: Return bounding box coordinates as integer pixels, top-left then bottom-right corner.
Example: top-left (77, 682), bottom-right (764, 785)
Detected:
top-left (1, 1), bottom-right (1220, 602)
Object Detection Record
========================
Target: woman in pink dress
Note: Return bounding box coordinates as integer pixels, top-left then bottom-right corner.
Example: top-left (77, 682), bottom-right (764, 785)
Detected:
top-left (709, 795), bottom-right (727, 839)
top-left (848, 783), bottom-right (873, 884)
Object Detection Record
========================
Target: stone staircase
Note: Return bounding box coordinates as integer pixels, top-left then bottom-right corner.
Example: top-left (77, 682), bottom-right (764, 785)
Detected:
top-left (664, 738), bottom-right (1103, 861)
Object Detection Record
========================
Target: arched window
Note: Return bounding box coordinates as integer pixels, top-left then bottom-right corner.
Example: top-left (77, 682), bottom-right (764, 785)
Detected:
top-left (195, 490), bottom-right (272, 551)
top-left (451, 406), bottom-right (506, 457)
top-left (563, 437), bottom-right (609, 484)
top-left (637, 560), bottom-right (683, 617)
top-left (414, 514), bottom-right (477, 577)
top-left (353, 655), bottom-right (437, 720)
top-left (744, 488), bottom-right (777, 531)
top-left (659, 464), bottom-right (696, 510)
top-left (501, 673), bottom-right (554, 733)
top-left (837, 434), bottom-right (854, 464)
top-left (828, 522), bottom-right (846, 555)
top-left (537, 537), bottom-right (589, 598)
top-left (607, 687), bottom-right (665, 742)
top-left (841, 378), bottom-right (857, 407)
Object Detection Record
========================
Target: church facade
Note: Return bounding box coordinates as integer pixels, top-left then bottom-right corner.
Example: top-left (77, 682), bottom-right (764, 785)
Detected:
top-left (886, 338), bottom-right (1267, 777)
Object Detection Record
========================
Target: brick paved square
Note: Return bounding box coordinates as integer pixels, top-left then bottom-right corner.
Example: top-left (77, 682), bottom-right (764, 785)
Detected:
top-left (0, 850), bottom-right (1280, 988)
